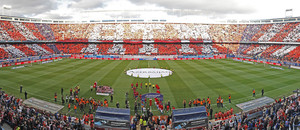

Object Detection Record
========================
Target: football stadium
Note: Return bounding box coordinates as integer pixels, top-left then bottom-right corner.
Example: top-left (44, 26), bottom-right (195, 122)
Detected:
top-left (0, 0), bottom-right (300, 129)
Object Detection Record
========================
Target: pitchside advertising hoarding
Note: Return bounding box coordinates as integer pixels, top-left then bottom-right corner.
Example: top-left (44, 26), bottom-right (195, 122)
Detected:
top-left (70, 55), bottom-right (227, 60)
top-left (232, 57), bottom-right (282, 66)
top-left (0, 57), bottom-right (62, 68)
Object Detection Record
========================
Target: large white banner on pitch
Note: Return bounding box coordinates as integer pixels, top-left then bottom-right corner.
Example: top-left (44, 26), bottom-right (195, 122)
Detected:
top-left (126, 68), bottom-right (173, 78)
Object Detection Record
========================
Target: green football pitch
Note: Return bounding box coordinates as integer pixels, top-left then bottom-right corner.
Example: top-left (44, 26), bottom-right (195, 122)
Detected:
top-left (0, 59), bottom-right (299, 117)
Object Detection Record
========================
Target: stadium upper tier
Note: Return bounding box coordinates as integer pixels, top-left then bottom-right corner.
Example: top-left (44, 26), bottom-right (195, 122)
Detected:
top-left (1, 20), bottom-right (300, 43)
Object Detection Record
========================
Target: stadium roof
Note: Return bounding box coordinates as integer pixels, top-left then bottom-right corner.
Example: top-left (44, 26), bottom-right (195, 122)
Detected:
top-left (1, 14), bottom-right (300, 24)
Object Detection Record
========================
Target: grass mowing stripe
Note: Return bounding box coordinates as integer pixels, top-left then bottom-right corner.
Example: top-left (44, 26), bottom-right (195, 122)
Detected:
top-left (6, 59), bottom-right (91, 86)
top-left (217, 59), bottom-right (300, 96)
top-left (101, 60), bottom-right (131, 86)
top-left (6, 58), bottom-right (78, 76)
top-left (0, 59), bottom-right (92, 97)
top-left (159, 60), bottom-right (196, 108)
top-left (220, 59), bottom-right (295, 81)
top-left (214, 60), bottom-right (296, 92)
top-left (198, 60), bottom-right (270, 92)
top-left (31, 59), bottom-right (102, 97)
top-left (170, 60), bottom-right (218, 98)
top-left (209, 60), bottom-right (281, 89)
top-left (186, 60), bottom-right (248, 97)
top-left (0, 59), bottom-right (80, 84)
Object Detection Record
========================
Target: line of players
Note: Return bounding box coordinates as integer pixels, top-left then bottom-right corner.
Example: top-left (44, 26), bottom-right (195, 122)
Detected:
top-left (131, 82), bottom-right (160, 90)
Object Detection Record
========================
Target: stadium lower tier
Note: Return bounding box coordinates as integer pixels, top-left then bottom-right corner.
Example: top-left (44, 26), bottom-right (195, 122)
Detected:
top-left (0, 43), bottom-right (300, 62)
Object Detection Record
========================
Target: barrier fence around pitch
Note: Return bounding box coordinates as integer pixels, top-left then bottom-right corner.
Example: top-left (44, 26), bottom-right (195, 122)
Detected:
top-left (232, 57), bottom-right (282, 66)
top-left (69, 57), bottom-right (226, 60)
top-left (0, 57), bottom-right (63, 68)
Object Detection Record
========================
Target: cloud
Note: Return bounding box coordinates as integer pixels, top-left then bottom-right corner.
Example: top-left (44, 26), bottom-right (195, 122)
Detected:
top-left (0, 0), bottom-right (57, 17)
top-left (128, 0), bottom-right (255, 17)
top-left (41, 13), bottom-right (73, 20)
top-left (68, 0), bottom-right (104, 10)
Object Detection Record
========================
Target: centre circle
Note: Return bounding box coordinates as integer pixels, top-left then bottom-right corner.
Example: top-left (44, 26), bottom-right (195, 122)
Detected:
top-left (126, 68), bottom-right (173, 78)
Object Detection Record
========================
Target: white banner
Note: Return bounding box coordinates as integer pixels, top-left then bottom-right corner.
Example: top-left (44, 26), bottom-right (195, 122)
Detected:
top-left (96, 93), bottom-right (110, 96)
top-left (126, 68), bottom-right (173, 78)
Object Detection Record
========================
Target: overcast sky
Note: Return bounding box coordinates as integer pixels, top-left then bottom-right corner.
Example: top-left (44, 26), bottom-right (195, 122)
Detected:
top-left (1, 0), bottom-right (300, 22)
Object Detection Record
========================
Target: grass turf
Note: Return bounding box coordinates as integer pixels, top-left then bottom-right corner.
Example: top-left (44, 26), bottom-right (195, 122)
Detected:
top-left (0, 58), bottom-right (299, 117)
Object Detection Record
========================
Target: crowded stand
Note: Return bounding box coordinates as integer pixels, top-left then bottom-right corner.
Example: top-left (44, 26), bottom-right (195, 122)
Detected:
top-left (178, 44), bottom-right (195, 55)
top-left (39, 44), bottom-right (55, 54)
top-left (123, 44), bottom-right (143, 55)
top-left (154, 44), bottom-right (181, 55)
top-left (23, 23), bottom-right (47, 41)
top-left (243, 45), bottom-right (259, 55)
top-left (0, 44), bottom-right (26, 58)
top-left (83, 44), bottom-right (99, 54)
top-left (270, 23), bottom-right (300, 42)
top-left (211, 95), bottom-right (299, 130)
top-left (0, 89), bottom-right (95, 129)
top-left (246, 45), bottom-right (269, 56)
top-left (260, 45), bottom-right (281, 58)
top-left (0, 20), bottom-right (300, 62)
top-left (202, 44), bottom-right (218, 54)
top-left (10, 22), bottom-right (39, 41)
top-left (0, 47), bottom-right (10, 59)
top-left (0, 43), bottom-right (300, 62)
top-left (0, 20), bottom-right (300, 42)
top-left (270, 45), bottom-right (297, 58)
top-left (189, 44), bottom-right (203, 55)
top-left (55, 43), bottom-right (88, 54)
top-left (26, 44), bottom-right (51, 56)
top-left (107, 44), bottom-right (126, 55)
top-left (258, 23), bottom-right (285, 42)
top-left (0, 26), bottom-right (14, 41)
top-left (285, 46), bottom-right (300, 61)
top-left (237, 44), bottom-right (251, 55)
top-left (139, 44), bottom-right (158, 55)
top-left (34, 23), bottom-right (55, 41)
top-left (251, 24), bottom-right (273, 42)
top-left (193, 24), bottom-right (211, 41)
top-left (13, 44), bottom-right (36, 56)
top-left (98, 44), bottom-right (113, 55)
top-left (0, 21), bottom-right (27, 41)
top-left (240, 24), bottom-right (263, 42)
top-left (0, 85), bottom-right (298, 130)
top-left (283, 23), bottom-right (300, 42)
top-left (208, 24), bottom-right (247, 42)
top-left (212, 44), bottom-right (231, 54)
